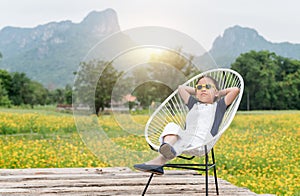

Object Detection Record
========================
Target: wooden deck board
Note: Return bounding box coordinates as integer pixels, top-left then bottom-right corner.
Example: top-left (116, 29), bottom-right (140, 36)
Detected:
top-left (0, 167), bottom-right (271, 195)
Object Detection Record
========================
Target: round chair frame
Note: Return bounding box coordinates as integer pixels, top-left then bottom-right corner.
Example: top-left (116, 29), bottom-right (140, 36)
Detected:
top-left (142, 68), bottom-right (244, 195)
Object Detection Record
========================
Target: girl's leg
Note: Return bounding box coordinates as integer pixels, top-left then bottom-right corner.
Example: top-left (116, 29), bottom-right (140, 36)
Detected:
top-left (158, 134), bottom-right (178, 160)
top-left (145, 154), bottom-right (168, 165)
top-left (144, 134), bottom-right (179, 165)
top-left (163, 134), bottom-right (178, 145)
top-left (138, 122), bottom-right (181, 166)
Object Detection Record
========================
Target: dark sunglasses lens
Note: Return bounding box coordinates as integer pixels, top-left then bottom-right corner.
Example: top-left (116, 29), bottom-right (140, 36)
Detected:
top-left (197, 85), bottom-right (202, 90)
top-left (206, 84), bottom-right (212, 89)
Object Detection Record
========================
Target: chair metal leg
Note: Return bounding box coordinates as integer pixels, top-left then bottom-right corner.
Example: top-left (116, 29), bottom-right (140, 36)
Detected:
top-left (205, 146), bottom-right (209, 196)
top-left (141, 147), bottom-right (219, 195)
top-left (211, 149), bottom-right (219, 195)
top-left (142, 173), bottom-right (154, 196)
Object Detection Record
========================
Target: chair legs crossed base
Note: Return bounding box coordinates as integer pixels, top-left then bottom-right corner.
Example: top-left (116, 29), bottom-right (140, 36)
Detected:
top-left (142, 147), bottom-right (219, 196)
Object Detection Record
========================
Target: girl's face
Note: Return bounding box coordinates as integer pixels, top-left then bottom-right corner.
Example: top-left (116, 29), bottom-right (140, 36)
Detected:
top-left (195, 77), bottom-right (218, 104)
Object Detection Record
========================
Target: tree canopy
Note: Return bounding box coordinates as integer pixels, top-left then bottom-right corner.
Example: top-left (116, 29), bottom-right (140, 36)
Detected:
top-left (231, 50), bottom-right (300, 110)
top-left (73, 60), bottom-right (124, 115)
top-left (131, 48), bottom-right (198, 108)
top-left (0, 69), bottom-right (71, 107)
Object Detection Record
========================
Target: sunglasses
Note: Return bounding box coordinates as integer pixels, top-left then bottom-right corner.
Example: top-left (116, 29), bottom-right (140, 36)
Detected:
top-left (195, 83), bottom-right (216, 90)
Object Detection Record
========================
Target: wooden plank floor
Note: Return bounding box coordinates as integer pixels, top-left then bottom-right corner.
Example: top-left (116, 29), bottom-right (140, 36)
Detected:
top-left (0, 167), bottom-right (271, 195)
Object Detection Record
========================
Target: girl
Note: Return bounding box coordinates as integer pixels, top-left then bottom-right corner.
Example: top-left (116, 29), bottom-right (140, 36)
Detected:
top-left (134, 76), bottom-right (240, 175)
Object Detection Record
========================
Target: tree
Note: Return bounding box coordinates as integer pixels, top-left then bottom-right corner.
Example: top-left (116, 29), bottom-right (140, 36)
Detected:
top-left (0, 78), bottom-right (11, 107)
top-left (9, 72), bottom-right (33, 106)
top-left (132, 82), bottom-right (173, 108)
top-left (8, 72), bottom-right (50, 107)
top-left (94, 63), bottom-right (123, 114)
top-left (232, 50), bottom-right (300, 110)
top-left (0, 69), bottom-right (12, 107)
top-left (51, 88), bottom-right (66, 104)
top-left (73, 60), bottom-right (123, 115)
top-left (131, 48), bottom-right (198, 108)
top-left (275, 58), bottom-right (300, 109)
top-left (28, 81), bottom-right (49, 106)
top-left (0, 70), bottom-right (12, 94)
top-left (64, 84), bottom-right (73, 104)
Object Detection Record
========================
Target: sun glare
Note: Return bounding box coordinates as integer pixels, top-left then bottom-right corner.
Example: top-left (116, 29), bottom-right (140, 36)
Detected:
top-left (132, 47), bottom-right (165, 60)
top-left (118, 47), bottom-right (165, 62)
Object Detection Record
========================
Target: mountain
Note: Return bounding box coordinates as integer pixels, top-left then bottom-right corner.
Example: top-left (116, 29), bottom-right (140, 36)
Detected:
top-left (0, 8), bottom-right (121, 88)
top-left (1, 11), bottom-right (300, 88)
top-left (206, 25), bottom-right (300, 67)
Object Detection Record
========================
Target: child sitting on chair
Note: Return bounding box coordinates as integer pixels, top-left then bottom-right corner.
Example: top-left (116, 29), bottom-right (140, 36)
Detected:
top-left (134, 75), bottom-right (240, 175)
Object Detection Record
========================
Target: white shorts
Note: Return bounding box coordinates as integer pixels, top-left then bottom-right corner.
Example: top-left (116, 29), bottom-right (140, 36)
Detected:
top-left (159, 122), bottom-right (212, 156)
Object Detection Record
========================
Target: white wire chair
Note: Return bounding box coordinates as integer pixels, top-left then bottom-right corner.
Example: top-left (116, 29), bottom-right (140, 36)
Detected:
top-left (142, 68), bottom-right (244, 195)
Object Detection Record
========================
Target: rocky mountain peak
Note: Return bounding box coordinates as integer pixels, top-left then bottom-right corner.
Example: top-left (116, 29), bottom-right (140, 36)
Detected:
top-left (195, 25), bottom-right (300, 68)
top-left (221, 25), bottom-right (263, 42)
top-left (80, 8), bottom-right (120, 36)
top-left (211, 25), bottom-right (267, 55)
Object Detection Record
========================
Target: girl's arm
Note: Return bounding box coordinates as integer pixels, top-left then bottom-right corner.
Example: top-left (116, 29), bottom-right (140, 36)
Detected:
top-left (178, 85), bottom-right (195, 104)
top-left (218, 87), bottom-right (240, 106)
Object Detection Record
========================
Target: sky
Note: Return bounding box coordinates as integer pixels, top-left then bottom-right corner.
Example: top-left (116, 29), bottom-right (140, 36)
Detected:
top-left (1, 0), bottom-right (300, 50)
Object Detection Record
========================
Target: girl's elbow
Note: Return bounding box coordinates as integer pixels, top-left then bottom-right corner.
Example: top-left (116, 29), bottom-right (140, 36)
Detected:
top-left (178, 85), bottom-right (184, 89)
top-left (233, 87), bottom-right (240, 98)
top-left (235, 87), bottom-right (240, 93)
top-left (178, 85), bottom-right (185, 92)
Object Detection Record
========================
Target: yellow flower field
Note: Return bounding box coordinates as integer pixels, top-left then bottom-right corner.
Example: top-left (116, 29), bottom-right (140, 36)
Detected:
top-left (0, 134), bottom-right (107, 168)
top-left (0, 111), bottom-right (76, 134)
top-left (0, 109), bottom-right (299, 195)
top-left (215, 112), bottom-right (300, 195)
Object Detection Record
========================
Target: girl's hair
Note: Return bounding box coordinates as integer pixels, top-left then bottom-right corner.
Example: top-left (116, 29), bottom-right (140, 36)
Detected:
top-left (196, 75), bottom-right (220, 90)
